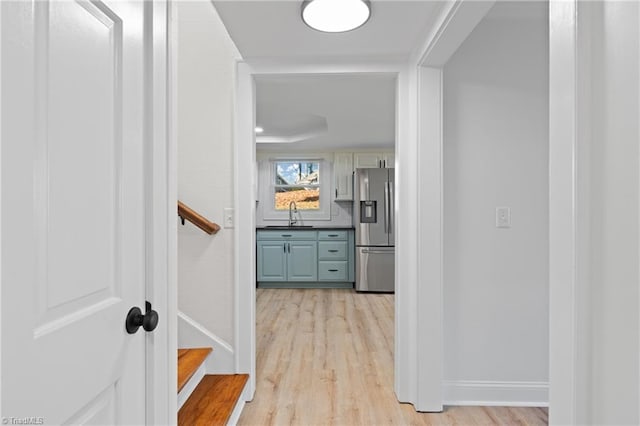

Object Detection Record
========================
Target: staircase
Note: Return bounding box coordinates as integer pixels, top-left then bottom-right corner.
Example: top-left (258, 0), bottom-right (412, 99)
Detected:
top-left (177, 347), bottom-right (249, 425)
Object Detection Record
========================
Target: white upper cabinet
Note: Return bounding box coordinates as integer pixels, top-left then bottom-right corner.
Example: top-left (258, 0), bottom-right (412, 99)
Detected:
top-left (334, 151), bottom-right (394, 201)
top-left (354, 152), bottom-right (395, 169)
top-left (383, 152), bottom-right (395, 168)
top-left (334, 152), bottom-right (353, 201)
top-left (354, 152), bottom-right (383, 168)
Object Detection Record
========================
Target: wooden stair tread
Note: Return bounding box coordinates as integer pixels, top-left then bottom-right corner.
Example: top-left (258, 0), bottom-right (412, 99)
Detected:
top-left (178, 374), bottom-right (249, 426)
top-left (177, 347), bottom-right (213, 393)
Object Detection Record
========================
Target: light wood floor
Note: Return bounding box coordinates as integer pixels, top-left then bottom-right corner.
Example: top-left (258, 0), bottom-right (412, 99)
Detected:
top-left (238, 289), bottom-right (548, 426)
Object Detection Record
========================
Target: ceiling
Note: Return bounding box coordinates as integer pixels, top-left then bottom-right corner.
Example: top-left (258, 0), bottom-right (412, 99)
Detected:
top-left (211, 1), bottom-right (448, 151)
top-left (212, 1), bottom-right (445, 61)
top-left (255, 74), bottom-right (396, 151)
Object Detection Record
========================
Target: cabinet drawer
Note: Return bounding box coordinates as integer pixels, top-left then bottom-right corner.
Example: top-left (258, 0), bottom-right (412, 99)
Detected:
top-left (257, 230), bottom-right (317, 240)
top-left (318, 261), bottom-right (349, 281)
top-left (318, 230), bottom-right (348, 241)
top-left (318, 241), bottom-right (348, 260)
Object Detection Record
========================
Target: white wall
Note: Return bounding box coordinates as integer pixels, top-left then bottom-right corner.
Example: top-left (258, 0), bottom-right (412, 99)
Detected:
top-left (177, 0), bottom-right (240, 345)
top-left (442, 1), bottom-right (549, 404)
top-left (587, 1), bottom-right (639, 423)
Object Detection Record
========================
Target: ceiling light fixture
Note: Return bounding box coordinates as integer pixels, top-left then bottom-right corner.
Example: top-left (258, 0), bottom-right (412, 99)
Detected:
top-left (301, 0), bottom-right (371, 33)
top-left (255, 126), bottom-right (264, 133)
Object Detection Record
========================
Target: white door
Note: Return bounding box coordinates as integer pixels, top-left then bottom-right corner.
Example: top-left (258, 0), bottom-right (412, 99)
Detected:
top-left (2, 1), bottom-right (152, 423)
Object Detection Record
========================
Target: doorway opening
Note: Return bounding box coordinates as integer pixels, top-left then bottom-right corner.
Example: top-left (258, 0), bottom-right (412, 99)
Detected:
top-left (243, 73), bottom-right (398, 421)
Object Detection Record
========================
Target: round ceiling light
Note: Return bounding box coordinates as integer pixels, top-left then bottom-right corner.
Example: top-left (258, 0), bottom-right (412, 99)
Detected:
top-left (301, 0), bottom-right (371, 33)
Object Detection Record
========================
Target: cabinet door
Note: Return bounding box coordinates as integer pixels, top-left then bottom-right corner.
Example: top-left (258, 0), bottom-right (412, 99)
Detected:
top-left (383, 152), bottom-right (395, 168)
top-left (334, 152), bottom-right (353, 200)
top-left (287, 241), bottom-right (318, 281)
top-left (354, 152), bottom-right (383, 169)
top-left (257, 241), bottom-right (287, 281)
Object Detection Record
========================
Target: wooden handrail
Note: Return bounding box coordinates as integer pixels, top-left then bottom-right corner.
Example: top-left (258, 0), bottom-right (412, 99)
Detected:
top-left (178, 201), bottom-right (220, 235)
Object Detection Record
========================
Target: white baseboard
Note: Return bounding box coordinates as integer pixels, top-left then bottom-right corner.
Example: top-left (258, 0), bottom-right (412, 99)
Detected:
top-left (178, 310), bottom-right (235, 374)
top-left (227, 399), bottom-right (246, 426)
top-left (443, 380), bottom-right (549, 407)
top-left (177, 363), bottom-right (206, 410)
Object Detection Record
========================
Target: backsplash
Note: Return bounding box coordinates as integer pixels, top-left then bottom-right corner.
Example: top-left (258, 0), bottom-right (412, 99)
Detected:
top-left (256, 200), bottom-right (353, 228)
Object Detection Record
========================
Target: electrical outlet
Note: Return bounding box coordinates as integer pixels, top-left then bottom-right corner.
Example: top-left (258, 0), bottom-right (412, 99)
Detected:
top-left (496, 206), bottom-right (511, 228)
top-left (223, 207), bottom-right (234, 229)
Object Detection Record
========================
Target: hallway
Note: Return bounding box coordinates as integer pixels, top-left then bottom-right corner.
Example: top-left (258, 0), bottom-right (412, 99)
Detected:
top-left (238, 289), bottom-right (548, 425)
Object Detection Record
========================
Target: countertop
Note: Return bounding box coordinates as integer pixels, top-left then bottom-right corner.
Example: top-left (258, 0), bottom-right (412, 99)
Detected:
top-left (256, 226), bottom-right (354, 230)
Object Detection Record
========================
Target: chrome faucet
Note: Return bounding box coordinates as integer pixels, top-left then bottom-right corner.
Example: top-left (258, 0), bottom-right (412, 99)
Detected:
top-left (288, 201), bottom-right (298, 227)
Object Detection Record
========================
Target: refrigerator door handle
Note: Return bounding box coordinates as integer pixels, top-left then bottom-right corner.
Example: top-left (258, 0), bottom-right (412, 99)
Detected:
top-left (384, 181), bottom-right (389, 234)
top-left (388, 181), bottom-right (394, 235)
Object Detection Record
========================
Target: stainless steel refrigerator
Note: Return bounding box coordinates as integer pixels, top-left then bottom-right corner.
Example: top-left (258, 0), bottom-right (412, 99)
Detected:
top-left (354, 168), bottom-right (395, 292)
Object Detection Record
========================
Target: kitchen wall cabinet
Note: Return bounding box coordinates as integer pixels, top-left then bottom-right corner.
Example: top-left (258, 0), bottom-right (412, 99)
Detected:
top-left (334, 152), bottom-right (393, 202)
top-left (256, 229), bottom-right (354, 287)
top-left (353, 152), bottom-right (382, 169)
top-left (353, 152), bottom-right (394, 169)
top-left (334, 152), bottom-right (353, 201)
top-left (382, 152), bottom-right (395, 168)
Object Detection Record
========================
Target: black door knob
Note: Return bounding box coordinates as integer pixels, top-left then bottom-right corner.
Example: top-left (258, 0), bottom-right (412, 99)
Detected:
top-left (142, 301), bottom-right (159, 332)
top-left (126, 301), bottom-right (159, 334)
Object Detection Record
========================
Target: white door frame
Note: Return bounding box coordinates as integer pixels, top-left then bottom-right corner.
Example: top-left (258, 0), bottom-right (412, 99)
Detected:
top-left (234, 60), bottom-right (411, 402)
top-left (548, 2), bottom-right (579, 422)
top-left (147, 0), bottom-right (178, 423)
top-left (548, 1), bottom-right (596, 423)
top-left (0, 1), bottom-right (4, 416)
top-left (411, 0), bottom-right (495, 411)
top-left (414, 0), bottom-right (577, 418)
top-left (0, 1), bottom-right (176, 423)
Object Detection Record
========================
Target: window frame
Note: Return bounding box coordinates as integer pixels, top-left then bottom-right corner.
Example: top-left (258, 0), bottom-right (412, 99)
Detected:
top-left (260, 155), bottom-right (331, 221)
top-left (273, 160), bottom-right (321, 211)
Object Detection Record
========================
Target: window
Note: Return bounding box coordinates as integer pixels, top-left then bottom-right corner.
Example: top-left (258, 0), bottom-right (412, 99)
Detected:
top-left (274, 161), bottom-right (320, 210)
top-left (259, 157), bottom-right (331, 222)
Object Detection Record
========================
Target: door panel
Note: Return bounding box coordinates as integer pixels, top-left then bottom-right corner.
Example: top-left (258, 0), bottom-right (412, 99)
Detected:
top-left (1, 1), bottom-right (147, 423)
top-left (334, 152), bottom-right (353, 200)
top-left (45, 0), bottom-right (121, 310)
top-left (287, 241), bottom-right (318, 281)
top-left (64, 385), bottom-right (117, 425)
top-left (257, 241), bottom-right (287, 281)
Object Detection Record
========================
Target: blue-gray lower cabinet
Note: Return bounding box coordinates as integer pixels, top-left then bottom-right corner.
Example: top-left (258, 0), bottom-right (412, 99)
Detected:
top-left (287, 241), bottom-right (317, 281)
top-left (256, 229), bottom-right (354, 288)
top-left (256, 238), bottom-right (317, 282)
top-left (256, 241), bottom-right (287, 281)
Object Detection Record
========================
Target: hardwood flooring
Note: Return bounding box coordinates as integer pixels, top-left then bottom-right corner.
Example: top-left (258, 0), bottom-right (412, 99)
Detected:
top-left (179, 374), bottom-right (249, 426)
top-left (238, 288), bottom-right (548, 426)
top-left (177, 347), bottom-right (213, 393)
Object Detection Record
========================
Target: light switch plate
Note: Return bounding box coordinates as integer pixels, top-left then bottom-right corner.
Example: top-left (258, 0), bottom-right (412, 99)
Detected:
top-left (496, 206), bottom-right (511, 228)
top-left (223, 207), bottom-right (234, 229)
